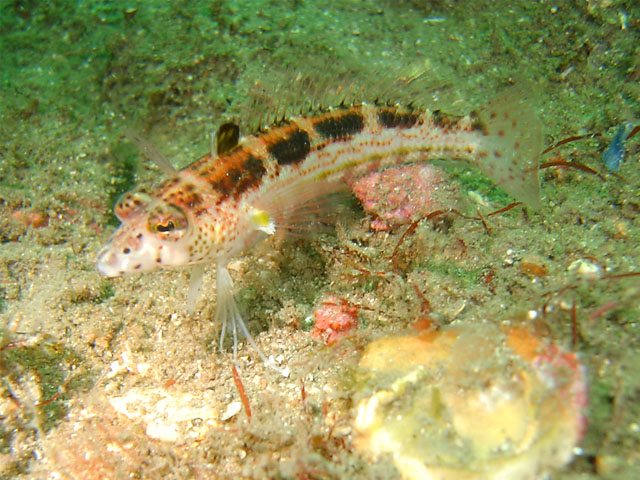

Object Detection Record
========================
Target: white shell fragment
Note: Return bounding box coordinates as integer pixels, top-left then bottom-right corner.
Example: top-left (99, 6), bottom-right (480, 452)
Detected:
top-left (220, 400), bottom-right (243, 421)
top-left (109, 388), bottom-right (220, 443)
top-left (567, 259), bottom-right (602, 279)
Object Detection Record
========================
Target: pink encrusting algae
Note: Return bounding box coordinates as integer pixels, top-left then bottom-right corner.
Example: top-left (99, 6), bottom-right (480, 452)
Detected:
top-left (96, 85), bottom-right (542, 369)
top-left (349, 164), bottom-right (452, 230)
top-left (310, 296), bottom-right (359, 345)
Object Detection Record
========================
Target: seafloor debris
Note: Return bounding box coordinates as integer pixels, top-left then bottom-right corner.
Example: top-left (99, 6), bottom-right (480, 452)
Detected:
top-left (109, 387), bottom-right (220, 443)
top-left (348, 164), bottom-right (456, 230)
top-left (353, 323), bottom-right (587, 480)
top-left (31, 389), bottom-right (194, 479)
top-left (310, 296), bottom-right (359, 345)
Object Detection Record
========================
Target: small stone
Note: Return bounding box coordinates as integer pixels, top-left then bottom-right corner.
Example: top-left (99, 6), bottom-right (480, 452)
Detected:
top-left (136, 363), bottom-right (150, 375)
top-left (567, 259), bottom-right (601, 279)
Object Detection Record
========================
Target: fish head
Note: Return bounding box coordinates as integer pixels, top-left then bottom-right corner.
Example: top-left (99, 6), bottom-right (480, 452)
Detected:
top-left (97, 191), bottom-right (193, 277)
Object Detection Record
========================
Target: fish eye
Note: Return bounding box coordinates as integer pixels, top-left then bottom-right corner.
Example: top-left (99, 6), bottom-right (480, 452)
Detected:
top-left (148, 205), bottom-right (188, 237)
top-left (156, 221), bottom-right (175, 233)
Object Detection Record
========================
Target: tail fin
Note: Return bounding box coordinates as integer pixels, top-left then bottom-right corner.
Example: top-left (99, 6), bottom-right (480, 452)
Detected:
top-left (475, 85), bottom-right (542, 209)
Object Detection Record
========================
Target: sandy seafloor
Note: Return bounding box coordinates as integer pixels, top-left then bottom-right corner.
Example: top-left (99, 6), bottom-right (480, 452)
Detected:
top-left (1, 1), bottom-right (639, 479)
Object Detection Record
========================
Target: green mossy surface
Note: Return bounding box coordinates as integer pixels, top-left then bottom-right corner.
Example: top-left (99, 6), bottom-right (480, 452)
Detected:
top-left (0, 330), bottom-right (95, 476)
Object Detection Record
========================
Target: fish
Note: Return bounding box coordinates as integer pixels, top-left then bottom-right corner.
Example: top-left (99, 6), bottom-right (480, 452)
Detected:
top-left (96, 84), bottom-right (542, 374)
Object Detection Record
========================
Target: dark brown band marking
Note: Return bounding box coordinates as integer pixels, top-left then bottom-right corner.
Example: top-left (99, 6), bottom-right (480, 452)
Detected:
top-left (432, 110), bottom-right (463, 130)
top-left (314, 112), bottom-right (365, 140)
top-left (268, 129), bottom-right (311, 166)
top-left (205, 152), bottom-right (267, 202)
top-left (184, 192), bottom-right (203, 208)
top-left (469, 111), bottom-right (486, 132)
top-left (377, 109), bottom-right (420, 129)
top-left (234, 154), bottom-right (267, 197)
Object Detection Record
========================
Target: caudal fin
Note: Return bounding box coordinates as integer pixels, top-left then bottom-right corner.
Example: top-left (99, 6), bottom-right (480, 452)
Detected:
top-left (475, 85), bottom-right (543, 209)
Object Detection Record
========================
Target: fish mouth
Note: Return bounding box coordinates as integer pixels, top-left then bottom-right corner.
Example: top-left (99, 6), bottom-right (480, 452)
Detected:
top-left (96, 248), bottom-right (124, 277)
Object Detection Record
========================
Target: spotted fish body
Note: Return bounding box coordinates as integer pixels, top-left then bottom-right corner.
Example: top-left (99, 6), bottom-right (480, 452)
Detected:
top-left (97, 88), bottom-right (541, 370)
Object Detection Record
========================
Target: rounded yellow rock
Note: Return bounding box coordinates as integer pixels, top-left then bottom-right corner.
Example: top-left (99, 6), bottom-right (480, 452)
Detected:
top-left (354, 324), bottom-right (587, 480)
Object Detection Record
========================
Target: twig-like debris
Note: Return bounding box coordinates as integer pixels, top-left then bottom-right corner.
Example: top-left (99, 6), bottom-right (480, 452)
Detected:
top-left (539, 160), bottom-right (605, 180)
top-left (625, 125), bottom-right (639, 140)
top-left (541, 133), bottom-right (601, 155)
top-left (231, 364), bottom-right (252, 419)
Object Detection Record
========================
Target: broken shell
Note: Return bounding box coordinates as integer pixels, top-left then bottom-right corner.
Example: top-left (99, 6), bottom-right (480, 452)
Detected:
top-left (567, 259), bottom-right (601, 279)
top-left (353, 324), bottom-right (587, 480)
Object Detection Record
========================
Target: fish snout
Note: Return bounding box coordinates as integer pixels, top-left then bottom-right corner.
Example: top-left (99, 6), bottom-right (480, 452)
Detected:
top-left (96, 247), bottom-right (124, 277)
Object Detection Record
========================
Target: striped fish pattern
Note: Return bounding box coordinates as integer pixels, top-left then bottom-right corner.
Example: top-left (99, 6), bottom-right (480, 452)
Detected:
top-left (97, 88), bottom-right (542, 372)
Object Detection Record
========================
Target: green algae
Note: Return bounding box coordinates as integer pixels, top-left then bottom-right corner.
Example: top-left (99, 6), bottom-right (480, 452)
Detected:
top-left (440, 162), bottom-right (515, 207)
top-left (0, 329), bottom-right (95, 480)
top-left (0, 288), bottom-right (6, 313)
top-left (97, 281), bottom-right (115, 303)
top-left (418, 260), bottom-right (485, 290)
top-left (0, 335), bottom-right (93, 433)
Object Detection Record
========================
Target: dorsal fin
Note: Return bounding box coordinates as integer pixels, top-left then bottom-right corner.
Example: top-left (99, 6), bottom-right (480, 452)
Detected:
top-left (229, 64), bottom-right (462, 136)
top-left (123, 129), bottom-right (176, 175)
top-left (216, 122), bottom-right (240, 156)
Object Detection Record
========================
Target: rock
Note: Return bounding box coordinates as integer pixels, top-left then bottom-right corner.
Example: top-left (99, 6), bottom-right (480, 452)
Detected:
top-left (353, 324), bottom-right (587, 480)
